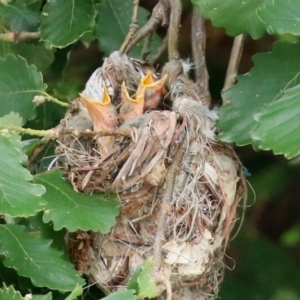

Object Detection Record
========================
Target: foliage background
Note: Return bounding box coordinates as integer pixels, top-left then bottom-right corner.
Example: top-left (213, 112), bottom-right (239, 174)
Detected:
top-left (1, 0), bottom-right (300, 299)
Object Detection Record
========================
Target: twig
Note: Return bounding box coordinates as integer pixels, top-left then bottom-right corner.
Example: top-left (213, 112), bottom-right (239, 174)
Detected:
top-left (191, 7), bottom-right (211, 105)
top-left (0, 31), bottom-right (40, 42)
top-left (0, 125), bottom-right (57, 137)
top-left (141, 33), bottom-right (152, 61)
top-left (153, 140), bottom-right (186, 269)
top-left (223, 34), bottom-right (245, 96)
top-left (61, 128), bottom-right (132, 138)
top-left (123, 0), bottom-right (169, 54)
top-left (120, 0), bottom-right (140, 53)
top-left (149, 33), bottom-right (168, 66)
top-left (166, 0), bottom-right (182, 60)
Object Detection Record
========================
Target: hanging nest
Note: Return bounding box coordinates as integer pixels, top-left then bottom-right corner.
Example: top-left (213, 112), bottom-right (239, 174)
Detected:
top-left (56, 52), bottom-right (247, 299)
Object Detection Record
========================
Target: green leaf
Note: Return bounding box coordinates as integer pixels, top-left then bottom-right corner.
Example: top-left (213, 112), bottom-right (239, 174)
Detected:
top-left (257, 1), bottom-right (300, 36)
top-left (0, 55), bottom-right (46, 125)
top-left (0, 135), bottom-right (46, 217)
top-left (32, 293), bottom-right (52, 300)
top-left (0, 224), bottom-right (85, 292)
top-left (0, 284), bottom-right (24, 300)
top-left (95, 0), bottom-right (161, 58)
top-left (0, 40), bottom-right (12, 57)
top-left (0, 21), bottom-right (12, 56)
top-left (64, 284), bottom-right (83, 300)
top-left (102, 290), bottom-right (136, 300)
top-left (12, 42), bottom-right (55, 72)
top-left (252, 85), bottom-right (300, 158)
top-left (128, 258), bottom-right (156, 299)
top-left (192, 0), bottom-right (300, 39)
top-left (0, 2), bottom-right (40, 31)
top-left (217, 41), bottom-right (300, 148)
top-left (35, 170), bottom-right (119, 233)
top-left (40, 0), bottom-right (96, 48)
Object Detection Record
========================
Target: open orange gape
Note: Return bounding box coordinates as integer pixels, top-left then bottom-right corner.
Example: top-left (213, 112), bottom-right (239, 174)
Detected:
top-left (56, 51), bottom-right (247, 299)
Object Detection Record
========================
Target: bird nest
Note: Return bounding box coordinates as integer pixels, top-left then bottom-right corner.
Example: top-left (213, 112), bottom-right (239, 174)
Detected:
top-left (55, 52), bottom-right (246, 299)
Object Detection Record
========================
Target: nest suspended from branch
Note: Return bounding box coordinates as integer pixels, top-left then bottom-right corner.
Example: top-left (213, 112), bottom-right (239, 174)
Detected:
top-left (56, 51), bottom-right (247, 299)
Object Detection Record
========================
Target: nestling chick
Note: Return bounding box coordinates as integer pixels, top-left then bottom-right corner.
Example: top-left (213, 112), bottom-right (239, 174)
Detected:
top-left (119, 71), bottom-right (168, 123)
top-left (139, 71), bottom-right (168, 111)
top-left (80, 85), bottom-right (118, 155)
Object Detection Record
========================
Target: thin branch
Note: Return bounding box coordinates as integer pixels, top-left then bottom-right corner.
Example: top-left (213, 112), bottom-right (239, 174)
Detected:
top-left (149, 33), bottom-right (168, 66)
top-left (0, 125), bottom-right (57, 137)
top-left (0, 31), bottom-right (40, 42)
top-left (223, 34), bottom-right (245, 96)
top-left (141, 33), bottom-right (152, 61)
top-left (123, 0), bottom-right (169, 54)
top-left (120, 0), bottom-right (140, 53)
top-left (191, 7), bottom-right (211, 105)
top-left (166, 0), bottom-right (182, 60)
top-left (60, 128), bottom-right (132, 138)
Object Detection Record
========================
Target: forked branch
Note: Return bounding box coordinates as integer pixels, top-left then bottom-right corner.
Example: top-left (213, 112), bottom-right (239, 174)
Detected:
top-left (122, 0), bottom-right (182, 61)
top-left (121, 0), bottom-right (168, 54)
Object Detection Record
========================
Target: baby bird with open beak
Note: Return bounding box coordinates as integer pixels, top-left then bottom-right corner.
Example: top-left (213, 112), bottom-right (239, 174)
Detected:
top-left (80, 85), bottom-right (118, 156)
top-left (119, 71), bottom-right (168, 123)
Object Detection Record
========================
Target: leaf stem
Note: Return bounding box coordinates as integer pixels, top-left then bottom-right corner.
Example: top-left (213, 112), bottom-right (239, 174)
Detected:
top-left (191, 7), bottom-right (211, 105)
top-left (223, 34), bottom-right (245, 95)
top-left (0, 125), bottom-right (57, 137)
top-left (43, 93), bottom-right (69, 107)
top-left (0, 31), bottom-right (40, 42)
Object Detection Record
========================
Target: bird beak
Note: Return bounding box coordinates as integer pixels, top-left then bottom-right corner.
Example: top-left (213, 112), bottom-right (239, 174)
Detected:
top-left (79, 85), bottom-right (117, 132)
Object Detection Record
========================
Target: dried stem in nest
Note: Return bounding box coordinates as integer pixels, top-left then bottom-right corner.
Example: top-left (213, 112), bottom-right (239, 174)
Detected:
top-left (153, 140), bottom-right (187, 266)
top-left (191, 7), bottom-right (211, 105)
top-left (223, 34), bottom-right (245, 98)
top-left (120, 0), bottom-right (140, 53)
top-left (152, 140), bottom-right (187, 300)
